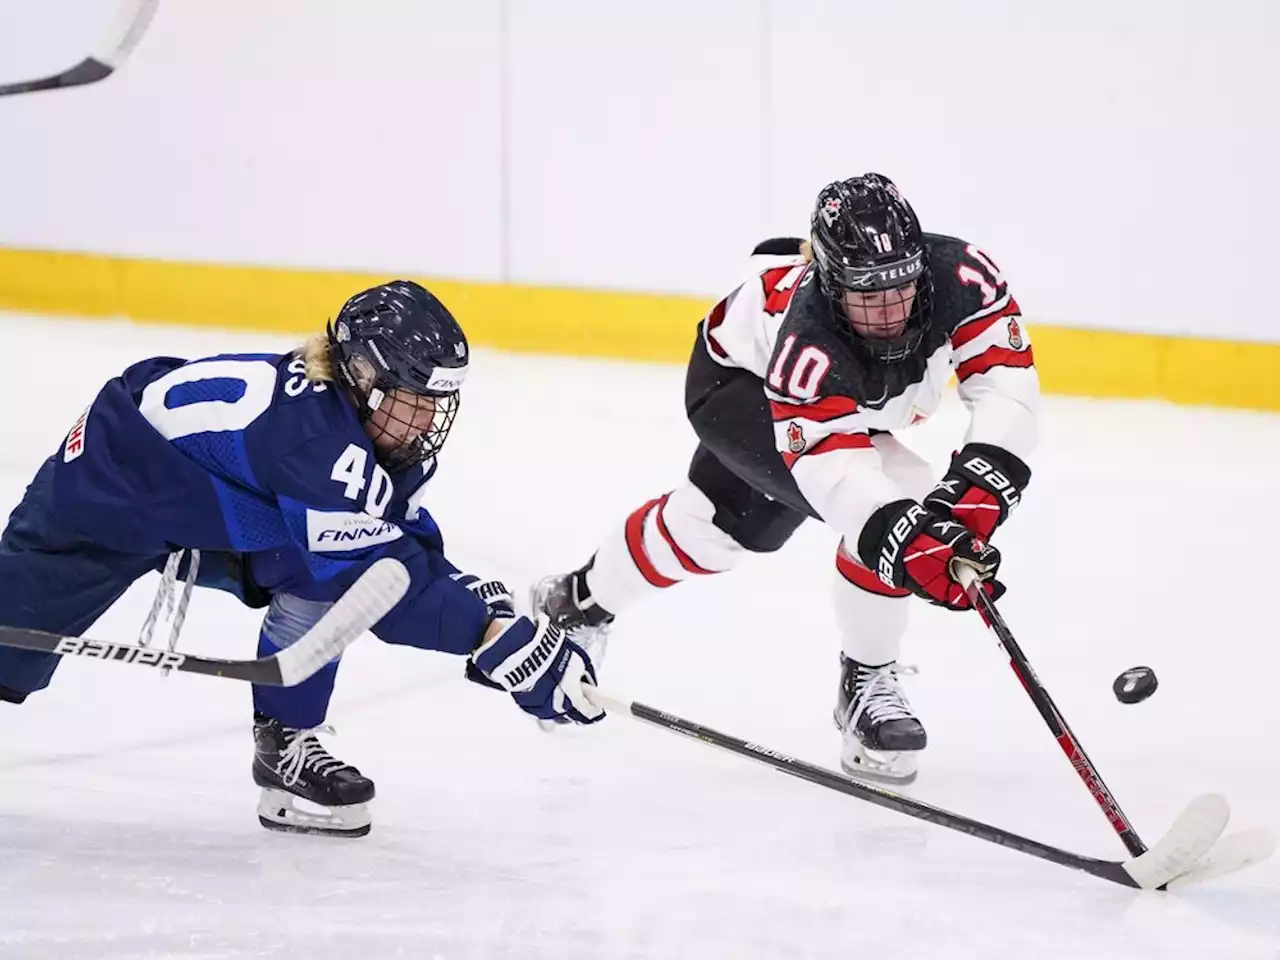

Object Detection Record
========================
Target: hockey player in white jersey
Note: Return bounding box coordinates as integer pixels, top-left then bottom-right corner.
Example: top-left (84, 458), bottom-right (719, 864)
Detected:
top-left (532, 173), bottom-right (1040, 783)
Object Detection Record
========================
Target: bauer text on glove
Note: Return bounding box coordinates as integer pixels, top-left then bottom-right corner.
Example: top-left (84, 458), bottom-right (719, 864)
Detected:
top-left (858, 500), bottom-right (1004, 610)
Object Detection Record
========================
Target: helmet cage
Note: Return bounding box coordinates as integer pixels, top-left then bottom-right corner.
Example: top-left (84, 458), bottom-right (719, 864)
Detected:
top-left (329, 320), bottom-right (465, 472)
top-left (810, 175), bottom-right (933, 364)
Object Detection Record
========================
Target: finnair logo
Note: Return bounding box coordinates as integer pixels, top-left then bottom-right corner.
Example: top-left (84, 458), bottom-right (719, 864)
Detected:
top-left (306, 510), bottom-right (404, 552)
top-left (426, 364), bottom-right (468, 392)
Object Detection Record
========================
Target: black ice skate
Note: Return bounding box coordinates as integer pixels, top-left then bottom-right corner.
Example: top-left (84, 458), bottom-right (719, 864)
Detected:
top-left (253, 714), bottom-right (375, 837)
top-left (530, 559), bottom-right (614, 663)
top-left (833, 656), bottom-right (927, 784)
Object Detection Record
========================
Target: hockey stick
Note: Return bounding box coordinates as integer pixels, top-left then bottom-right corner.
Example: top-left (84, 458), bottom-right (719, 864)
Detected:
top-left (953, 566), bottom-right (1277, 884)
top-left (0, 558), bottom-right (409, 686)
top-left (953, 565), bottom-right (1148, 856)
top-left (584, 686), bottom-right (1240, 889)
top-left (0, 0), bottom-right (159, 98)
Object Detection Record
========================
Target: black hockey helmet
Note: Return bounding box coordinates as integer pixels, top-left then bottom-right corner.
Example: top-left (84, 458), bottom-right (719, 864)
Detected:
top-left (809, 173), bottom-right (933, 363)
top-left (327, 280), bottom-right (469, 472)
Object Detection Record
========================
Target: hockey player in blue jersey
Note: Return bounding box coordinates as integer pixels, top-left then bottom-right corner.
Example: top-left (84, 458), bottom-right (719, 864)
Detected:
top-left (0, 279), bottom-right (603, 836)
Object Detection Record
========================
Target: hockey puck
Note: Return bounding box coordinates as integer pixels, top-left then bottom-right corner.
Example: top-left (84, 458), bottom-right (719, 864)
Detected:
top-left (1113, 666), bottom-right (1158, 704)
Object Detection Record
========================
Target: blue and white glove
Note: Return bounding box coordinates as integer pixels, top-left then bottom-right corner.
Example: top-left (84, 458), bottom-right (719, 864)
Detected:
top-left (469, 614), bottom-right (605, 725)
top-left (452, 573), bottom-right (516, 618)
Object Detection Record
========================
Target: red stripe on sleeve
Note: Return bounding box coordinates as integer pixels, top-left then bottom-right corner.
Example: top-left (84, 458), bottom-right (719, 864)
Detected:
top-left (782, 431), bottom-right (873, 469)
top-left (951, 298), bottom-right (1021, 349)
top-left (769, 395), bottom-right (859, 422)
top-left (956, 346), bottom-right (1036, 381)
top-left (704, 299), bottom-right (729, 359)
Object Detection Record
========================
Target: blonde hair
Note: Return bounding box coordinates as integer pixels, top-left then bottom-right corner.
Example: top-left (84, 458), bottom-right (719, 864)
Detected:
top-left (799, 239), bottom-right (814, 263)
top-left (295, 334), bottom-right (335, 383)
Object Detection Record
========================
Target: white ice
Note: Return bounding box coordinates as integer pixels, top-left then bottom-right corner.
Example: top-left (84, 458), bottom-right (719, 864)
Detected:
top-left (0, 311), bottom-right (1277, 959)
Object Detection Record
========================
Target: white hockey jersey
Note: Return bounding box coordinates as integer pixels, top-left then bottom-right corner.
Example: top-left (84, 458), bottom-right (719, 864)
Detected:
top-left (699, 233), bottom-right (1040, 549)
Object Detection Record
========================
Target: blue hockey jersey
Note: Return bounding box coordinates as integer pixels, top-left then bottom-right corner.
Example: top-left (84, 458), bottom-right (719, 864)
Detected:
top-left (51, 351), bottom-right (488, 655)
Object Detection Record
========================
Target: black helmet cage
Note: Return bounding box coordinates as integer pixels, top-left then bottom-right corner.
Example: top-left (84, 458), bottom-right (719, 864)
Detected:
top-left (810, 174), bottom-right (934, 363)
top-left (327, 281), bottom-right (468, 472)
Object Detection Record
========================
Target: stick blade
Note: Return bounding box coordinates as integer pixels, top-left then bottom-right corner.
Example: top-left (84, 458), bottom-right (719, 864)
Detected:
top-left (275, 558), bottom-right (410, 686)
top-left (1164, 828), bottom-right (1278, 889)
top-left (95, 0), bottom-right (160, 68)
top-left (1122, 794), bottom-right (1230, 890)
top-left (0, 0), bottom-right (158, 97)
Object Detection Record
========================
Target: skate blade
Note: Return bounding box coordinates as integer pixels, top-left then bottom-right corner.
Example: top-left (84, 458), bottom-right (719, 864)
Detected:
top-left (840, 744), bottom-right (920, 785)
top-left (528, 578), bottom-right (611, 665)
top-left (257, 788), bottom-right (371, 838)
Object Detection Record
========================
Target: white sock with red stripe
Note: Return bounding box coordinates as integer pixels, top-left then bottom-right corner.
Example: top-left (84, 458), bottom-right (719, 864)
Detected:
top-left (586, 482), bottom-right (742, 616)
top-left (833, 540), bottom-right (911, 667)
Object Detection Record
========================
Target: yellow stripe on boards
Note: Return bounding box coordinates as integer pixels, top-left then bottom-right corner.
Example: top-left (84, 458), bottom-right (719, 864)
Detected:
top-left (1, 247), bottom-right (1277, 410)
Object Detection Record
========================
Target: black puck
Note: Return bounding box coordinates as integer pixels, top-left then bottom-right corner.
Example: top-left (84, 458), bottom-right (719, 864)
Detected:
top-left (1113, 666), bottom-right (1158, 704)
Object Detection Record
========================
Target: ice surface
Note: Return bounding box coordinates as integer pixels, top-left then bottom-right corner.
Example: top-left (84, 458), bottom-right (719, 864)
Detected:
top-left (0, 312), bottom-right (1277, 959)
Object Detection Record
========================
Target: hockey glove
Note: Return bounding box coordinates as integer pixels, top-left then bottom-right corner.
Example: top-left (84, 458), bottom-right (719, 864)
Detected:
top-left (859, 500), bottom-right (1004, 610)
top-left (923, 443), bottom-right (1031, 540)
top-left (469, 614), bottom-right (604, 725)
top-left (452, 573), bottom-right (516, 619)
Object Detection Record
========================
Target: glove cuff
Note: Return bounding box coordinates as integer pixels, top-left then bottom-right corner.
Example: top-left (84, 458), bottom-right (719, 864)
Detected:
top-left (953, 442), bottom-right (1031, 494)
top-left (856, 499), bottom-right (933, 589)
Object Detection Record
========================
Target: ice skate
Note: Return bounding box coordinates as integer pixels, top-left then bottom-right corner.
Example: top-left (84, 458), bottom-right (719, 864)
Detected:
top-left (530, 560), bottom-right (614, 664)
top-left (834, 656), bottom-right (926, 784)
top-left (252, 714), bottom-right (375, 837)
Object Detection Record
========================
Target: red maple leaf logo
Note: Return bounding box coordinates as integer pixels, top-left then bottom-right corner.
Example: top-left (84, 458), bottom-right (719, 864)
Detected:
top-left (787, 421), bottom-right (805, 454)
top-left (1008, 317), bottom-right (1024, 350)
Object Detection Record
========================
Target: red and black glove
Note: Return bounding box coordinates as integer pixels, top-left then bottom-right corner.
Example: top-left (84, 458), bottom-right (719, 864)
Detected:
top-left (923, 442), bottom-right (1031, 539)
top-left (858, 500), bottom-right (1004, 610)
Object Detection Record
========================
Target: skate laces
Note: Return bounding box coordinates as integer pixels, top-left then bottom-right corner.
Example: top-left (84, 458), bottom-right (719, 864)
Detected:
top-left (137, 549), bottom-right (200, 667)
top-left (278, 724), bottom-right (350, 787)
top-left (843, 663), bottom-right (919, 730)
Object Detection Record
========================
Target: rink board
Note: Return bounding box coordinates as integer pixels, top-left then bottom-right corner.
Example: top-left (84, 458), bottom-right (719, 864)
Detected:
top-left (1, 246), bottom-right (1277, 411)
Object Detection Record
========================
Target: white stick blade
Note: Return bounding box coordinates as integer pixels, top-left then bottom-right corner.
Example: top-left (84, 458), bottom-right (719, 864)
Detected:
top-left (96, 0), bottom-right (160, 67)
top-left (275, 558), bottom-right (410, 686)
top-left (1164, 828), bottom-right (1278, 890)
top-left (584, 685), bottom-right (629, 715)
top-left (1122, 794), bottom-right (1230, 890)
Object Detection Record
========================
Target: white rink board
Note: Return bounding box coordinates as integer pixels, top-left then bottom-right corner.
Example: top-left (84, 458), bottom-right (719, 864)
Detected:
top-left (0, 313), bottom-right (1278, 959)
top-left (2, 2), bottom-right (1279, 340)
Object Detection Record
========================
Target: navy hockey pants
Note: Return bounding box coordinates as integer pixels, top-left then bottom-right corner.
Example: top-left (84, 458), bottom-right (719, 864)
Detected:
top-left (0, 458), bottom-right (338, 729)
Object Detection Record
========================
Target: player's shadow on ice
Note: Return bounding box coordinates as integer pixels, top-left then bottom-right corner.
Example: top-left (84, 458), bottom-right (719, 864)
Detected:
top-left (0, 657), bottom-right (458, 773)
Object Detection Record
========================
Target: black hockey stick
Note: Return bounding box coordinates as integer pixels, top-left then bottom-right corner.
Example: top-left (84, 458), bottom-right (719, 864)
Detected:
top-left (584, 687), bottom-right (1240, 890)
top-left (953, 566), bottom-right (1147, 857)
top-left (0, 0), bottom-right (159, 97)
top-left (0, 558), bottom-right (408, 686)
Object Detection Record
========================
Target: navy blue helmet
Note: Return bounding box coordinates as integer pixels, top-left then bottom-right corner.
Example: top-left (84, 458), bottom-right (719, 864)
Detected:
top-left (327, 280), bottom-right (469, 471)
top-left (810, 174), bottom-right (933, 363)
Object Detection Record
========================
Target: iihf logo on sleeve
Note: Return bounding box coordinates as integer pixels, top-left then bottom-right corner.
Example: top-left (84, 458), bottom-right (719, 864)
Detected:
top-left (1008, 318), bottom-right (1025, 350)
top-left (63, 406), bottom-right (90, 462)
